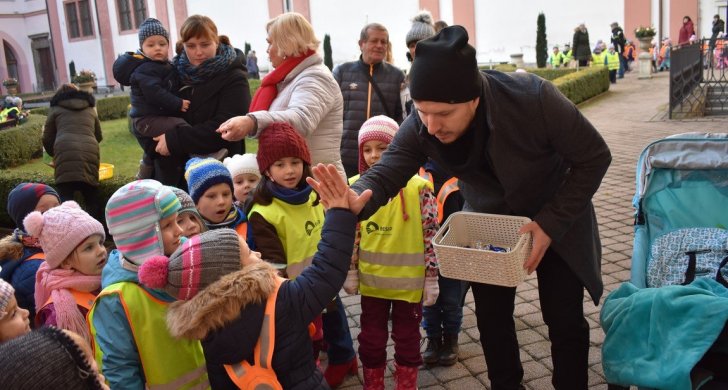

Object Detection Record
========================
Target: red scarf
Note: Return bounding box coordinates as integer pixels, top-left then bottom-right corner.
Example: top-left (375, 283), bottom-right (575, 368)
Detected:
top-left (249, 50), bottom-right (316, 112)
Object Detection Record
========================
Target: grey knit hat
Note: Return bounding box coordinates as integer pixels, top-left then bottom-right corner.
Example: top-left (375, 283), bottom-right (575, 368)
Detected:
top-left (406, 11), bottom-right (436, 47)
top-left (138, 17), bottom-right (169, 47)
top-left (138, 229), bottom-right (242, 300)
top-left (170, 187), bottom-right (207, 233)
top-left (0, 327), bottom-right (105, 389)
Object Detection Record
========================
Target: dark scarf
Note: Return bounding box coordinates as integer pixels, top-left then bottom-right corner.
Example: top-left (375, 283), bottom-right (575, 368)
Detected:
top-left (174, 43), bottom-right (237, 85)
top-left (249, 50), bottom-right (316, 111)
top-left (267, 180), bottom-right (313, 205)
top-left (205, 204), bottom-right (247, 230)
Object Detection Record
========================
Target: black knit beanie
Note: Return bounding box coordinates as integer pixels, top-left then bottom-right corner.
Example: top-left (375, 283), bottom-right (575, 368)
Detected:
top-left (0, 327), bottom-right (105, 389)
top-left (409, 25), bottom-right (482, 103)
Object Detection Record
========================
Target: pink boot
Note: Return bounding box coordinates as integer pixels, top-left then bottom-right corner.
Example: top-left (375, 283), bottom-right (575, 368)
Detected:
top-left (362, 366), bottom-right (385, 390)
top-left (394, 362), bottom-right (418, 390)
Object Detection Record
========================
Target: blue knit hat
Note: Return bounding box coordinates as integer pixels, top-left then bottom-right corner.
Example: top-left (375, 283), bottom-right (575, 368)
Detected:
top-left (185, 158), bottom-right (234, 204)
top-left (105, 180), bottom-right (180, 264)
top-left (138, 18), bottom-right (169, 47)
top-left (7, 183), bottom-right (60, 231)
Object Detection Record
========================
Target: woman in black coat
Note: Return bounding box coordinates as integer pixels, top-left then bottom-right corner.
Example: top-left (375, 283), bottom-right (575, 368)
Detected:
top-left (153, 15), bottom-right (251, 187)
top-left (572, 23), bottom-right (591, 67)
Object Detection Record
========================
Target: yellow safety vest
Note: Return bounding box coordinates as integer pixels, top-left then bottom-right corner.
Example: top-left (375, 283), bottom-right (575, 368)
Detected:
top-left (350, 174), bottom-right (431, 303)
top-left (591, 52), bottom-right (605, 67)
top-left (88, 282), bottom-right (209, 390)
top-left (249, 192), bottom-right (324, 279)
top-left (605, 52), bottom-right (620, 70)
top-left (0, 107), bottom-right (19, 122)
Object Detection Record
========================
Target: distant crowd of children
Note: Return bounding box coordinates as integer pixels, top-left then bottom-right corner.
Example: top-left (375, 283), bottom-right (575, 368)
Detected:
top-left (0, 15), bottom-right (471, 390)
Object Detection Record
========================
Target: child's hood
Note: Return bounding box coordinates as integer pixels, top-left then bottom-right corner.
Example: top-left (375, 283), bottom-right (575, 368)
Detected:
top-left (100, 249), bottom-right (139, 287)
top-left (166, 261), bottom-right (278, 340)
top-left (112, 51), bottom-right (147, 86)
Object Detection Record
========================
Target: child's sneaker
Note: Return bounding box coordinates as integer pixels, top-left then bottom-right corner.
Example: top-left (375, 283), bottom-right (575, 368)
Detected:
top-left (136, 160), bottom-right (154, 180)
top-left (191, 148), bottom-right (228, 162)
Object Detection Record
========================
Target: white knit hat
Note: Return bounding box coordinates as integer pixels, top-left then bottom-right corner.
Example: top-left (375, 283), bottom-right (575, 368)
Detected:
top-left (223, 153), bottom-right (261, 179)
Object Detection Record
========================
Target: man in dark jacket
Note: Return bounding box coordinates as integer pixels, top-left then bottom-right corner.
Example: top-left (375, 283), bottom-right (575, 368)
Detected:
top-left (333, 23), bottom-right (405, 177)
top-left (349, 26), bottom-right (611, 390)
top-left (610, 22), bottom-right (627, 78)
top-left (710, 14), bottom-right (726, 56)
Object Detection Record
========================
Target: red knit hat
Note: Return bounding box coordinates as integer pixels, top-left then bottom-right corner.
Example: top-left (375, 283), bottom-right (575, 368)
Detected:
top-left (256, 122), bottom-right (311, 174)
top-left (358, 115), bottom-right (399, 174)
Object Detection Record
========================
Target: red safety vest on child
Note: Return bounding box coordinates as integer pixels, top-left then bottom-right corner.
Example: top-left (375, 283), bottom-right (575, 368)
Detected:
top-left (224, 277), bottom-right (284, 390)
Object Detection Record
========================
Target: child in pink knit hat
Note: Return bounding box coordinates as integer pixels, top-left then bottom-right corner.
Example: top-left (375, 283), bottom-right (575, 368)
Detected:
top-left (23, 201), bottom-right (106, 345)
top-left (0, 278), bottom-right (30, 343)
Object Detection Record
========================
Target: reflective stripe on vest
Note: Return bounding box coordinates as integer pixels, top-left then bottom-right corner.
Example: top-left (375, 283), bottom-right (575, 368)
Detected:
top-left (88, 282), bottom-right (209, 389)
top-left (224, 277), bottom-right (284, 390)
top-left (41, 289), bottom-right (96, 311)
top-left (355, 175), bottom-right (430, 303)
top-left (249, 193), bottom-right (323, 279)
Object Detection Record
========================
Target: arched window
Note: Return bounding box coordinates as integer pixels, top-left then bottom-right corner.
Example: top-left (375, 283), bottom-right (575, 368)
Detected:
top-left (3, 41), bottom-right (19, 81)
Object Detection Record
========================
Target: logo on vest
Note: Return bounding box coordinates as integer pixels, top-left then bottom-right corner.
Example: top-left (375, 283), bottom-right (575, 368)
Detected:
top-left (365, 221), bottom-right (392, 235)
top-left (348, 82), bottom-right (358, 90)
top-left (304, 220), bottom-right (321, 236)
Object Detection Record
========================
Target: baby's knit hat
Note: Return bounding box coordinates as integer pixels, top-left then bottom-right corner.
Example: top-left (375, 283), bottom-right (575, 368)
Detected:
top-left (7, 182), bottom-right (60, 231)
top-left (105, 180), bottom-right (181, 265)
top-left (256, 122), bottom-right (311, 174)
top-left (138, 17), bottom-right (169, 47)
top-left (170, 187), bottom-right (207, 233)
top-left (138, 229), bottom-right (242, 300)
top-left (0, 279), bottom-right (15, 320)
top-left (406, 11), bottom-right (436, 47)
top-left (23, 201), bottom-right (105, 269)
top-left (410, 26), bottom-right (482, 104)
top-left (358, 115), bottom-right (399, 174)
top-left (223, 153), bottom-right (261, 179)
top-left (185, 157), bottom-right (234, 204)
top-left (0, 327), bottom-right (106, 389)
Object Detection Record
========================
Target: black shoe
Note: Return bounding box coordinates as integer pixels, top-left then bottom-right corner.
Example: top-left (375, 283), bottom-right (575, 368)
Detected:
top-left (423, 336), bottom-right (441, 365)
top-left (439, 333), bottom-right (459, 366)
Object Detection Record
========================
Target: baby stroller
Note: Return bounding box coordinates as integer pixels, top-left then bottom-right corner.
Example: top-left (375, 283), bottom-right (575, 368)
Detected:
top-left (601, 133), bottom-right (728, 390)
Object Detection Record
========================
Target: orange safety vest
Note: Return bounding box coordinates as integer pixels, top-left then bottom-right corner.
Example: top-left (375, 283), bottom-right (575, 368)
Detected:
top-left (40, 290), bottom-right (96, 312)
top-left (418, 168), bottom-right (461, 224)
top-left (224, 277), bottom-right (284, 390)
top-left (25, 252), bottom-right (45, 261)
top-left (235, 222), bottom-right (248, 240)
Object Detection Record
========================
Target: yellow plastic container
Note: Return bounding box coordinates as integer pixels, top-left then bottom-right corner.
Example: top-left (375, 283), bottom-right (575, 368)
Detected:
top-left (99, 163), bottom-right (114, 181)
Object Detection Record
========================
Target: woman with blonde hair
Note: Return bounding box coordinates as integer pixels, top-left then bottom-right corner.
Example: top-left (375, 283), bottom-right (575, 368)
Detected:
top-left (216, 12), bottom-right (345, 178)
top-left (152, 14), bottom-right (251, 187)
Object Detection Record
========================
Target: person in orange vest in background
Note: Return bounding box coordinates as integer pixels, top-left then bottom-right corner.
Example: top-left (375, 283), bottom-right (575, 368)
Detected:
top-left (26, 201), bottom-right (106, 346)
top-left (419, 160), bottom-right (468, 368)
top-left (623, 40), bottom-right (636, 72)
top-left (658, 38), bottom-right (671, 71)
top-left (0, 183), bottom-right (61, 327)
top-left (649, 40), bottom-right (658, 72)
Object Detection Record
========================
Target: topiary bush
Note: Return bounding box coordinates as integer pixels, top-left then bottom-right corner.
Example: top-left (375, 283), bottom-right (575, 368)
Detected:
top-left (97, 95), bottom-right (131, 120)
top-left (0, 115), bottom-right (45, 169)
top-left (553, 66), bottom-right (609, 105)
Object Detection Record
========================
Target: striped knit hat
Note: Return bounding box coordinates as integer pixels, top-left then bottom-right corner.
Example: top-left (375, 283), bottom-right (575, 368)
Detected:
top-left (138, 229), bottom-right (241, 300)
top-left (185, 157), bottom-right (234, 204)
top-left (170, 187), bottom-right (207, 233)
top-left (358, 115), bottom-right (399, 174)
top-left (105, 180), bottom-right (180, 264)
top-left (0, 279), bottom-right (15, 320)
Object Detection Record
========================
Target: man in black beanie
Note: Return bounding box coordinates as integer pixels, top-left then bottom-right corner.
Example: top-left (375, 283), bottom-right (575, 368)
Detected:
top-left (347, 25), bottom-right (611, 390)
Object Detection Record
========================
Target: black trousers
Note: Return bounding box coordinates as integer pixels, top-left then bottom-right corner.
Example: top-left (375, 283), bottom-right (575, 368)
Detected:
top-left (471, 248), bottom-right (589, 390)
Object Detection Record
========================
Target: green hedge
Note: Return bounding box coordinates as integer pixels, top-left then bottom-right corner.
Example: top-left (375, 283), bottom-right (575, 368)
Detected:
top-left (0, 115), bottom-right (45, 169)
top-left (530, 68), bottom-right (576, 81)
top-left (553, 66), bottom-right (610, 105)
top-left (28, 95), bottom-right (131, 121)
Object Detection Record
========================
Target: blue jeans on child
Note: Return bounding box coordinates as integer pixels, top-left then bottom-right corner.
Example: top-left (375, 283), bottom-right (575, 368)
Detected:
top-left (421, 272), bottom-right (466, 337)
top-left (322, 294), bottom-right (356, 364)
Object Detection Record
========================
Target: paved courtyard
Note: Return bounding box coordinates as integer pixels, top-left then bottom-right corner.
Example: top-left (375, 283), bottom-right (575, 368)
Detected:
top-left (332, 69), bottom-right (728, 389)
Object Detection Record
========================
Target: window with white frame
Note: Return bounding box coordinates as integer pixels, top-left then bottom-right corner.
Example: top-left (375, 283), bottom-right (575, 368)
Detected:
top-left (116, 0), bottom-right (148, 31)
top-left (64, 0), bottom-right (94, 39)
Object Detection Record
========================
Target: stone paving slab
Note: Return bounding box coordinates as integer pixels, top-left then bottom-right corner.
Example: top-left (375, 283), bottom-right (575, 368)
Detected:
top-left (332, 70), bottom-right (728, 389)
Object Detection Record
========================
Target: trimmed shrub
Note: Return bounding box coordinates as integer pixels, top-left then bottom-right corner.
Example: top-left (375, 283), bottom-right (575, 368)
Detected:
top-left (530, 68), bottom-right (576, 81)
top-left (0, 170), bottom-right (134, 228)
top-left (553, 66), bottom-right (610, 105)
top-left (536, 13), bottom-right (547, 68)
top-left (324, 34), bottom-right (333, 70)
top-left (0, 115), bottom-right (45, 169)
top-left (29, 106), bottom-right (49, 116)
top-left (97, 95), bottom-right (131, 120)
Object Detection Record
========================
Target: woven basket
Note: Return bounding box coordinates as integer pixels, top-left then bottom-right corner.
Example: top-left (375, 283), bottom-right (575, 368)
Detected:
top-left (433, 212), bottom-right (533, 287)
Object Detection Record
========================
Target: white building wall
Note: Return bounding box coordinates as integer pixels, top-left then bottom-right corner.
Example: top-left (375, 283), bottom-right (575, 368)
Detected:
top-left (1, 0), bottom-right (48, 90)
top-left (55, 0), bottom-right (107, 85)
top-left (699, 0), bottom-right (727, 39)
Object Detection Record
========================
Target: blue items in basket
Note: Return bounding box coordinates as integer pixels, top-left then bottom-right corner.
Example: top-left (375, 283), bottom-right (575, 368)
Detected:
top-left (470, 241), bottom-right (510, 252)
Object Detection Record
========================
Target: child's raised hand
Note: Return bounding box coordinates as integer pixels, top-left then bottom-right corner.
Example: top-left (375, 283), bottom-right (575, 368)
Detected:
top-left (181, 99), bottom-right (190, 112)
top-left (307, 164), bottom-right (372, 212)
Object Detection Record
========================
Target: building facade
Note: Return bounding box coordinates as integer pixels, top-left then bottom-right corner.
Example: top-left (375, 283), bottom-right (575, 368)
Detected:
top-left (1, 0), bottom-right (725, 94)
